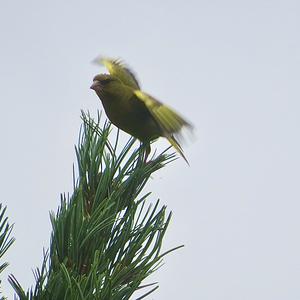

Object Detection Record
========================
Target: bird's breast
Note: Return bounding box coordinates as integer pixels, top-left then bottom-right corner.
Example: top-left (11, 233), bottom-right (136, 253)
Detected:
top-left (100, 93), bottom-right (162, 142)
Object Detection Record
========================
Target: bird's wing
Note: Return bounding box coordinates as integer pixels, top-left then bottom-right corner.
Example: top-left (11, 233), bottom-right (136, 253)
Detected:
top-left (134, 90), bottom-right (193, 135)
top-left (134, 90), bottom-right (193, 164)
top-left (93, 56), bottom-right (140, 90)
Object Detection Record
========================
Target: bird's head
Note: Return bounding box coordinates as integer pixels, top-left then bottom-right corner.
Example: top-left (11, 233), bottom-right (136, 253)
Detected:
top-left (90, 74), bottom-right (131, 100)
top-left (90, 74), bottom-right (116, 91)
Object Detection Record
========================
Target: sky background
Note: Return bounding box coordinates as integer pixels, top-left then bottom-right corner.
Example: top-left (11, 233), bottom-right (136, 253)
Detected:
top-left (0, 0), bottom-right (300, 299)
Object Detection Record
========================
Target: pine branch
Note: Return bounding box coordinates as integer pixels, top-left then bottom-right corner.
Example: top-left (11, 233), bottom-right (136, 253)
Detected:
top-left (9, 111), bottom-right (182, 299)
top-left (0, 204), bottom-right (15, 299)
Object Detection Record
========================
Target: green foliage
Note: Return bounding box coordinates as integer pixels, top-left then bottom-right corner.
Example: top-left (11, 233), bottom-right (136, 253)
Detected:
top-left (9, 112), bottom-right (182, 299)
top-left (0, 204), bottom-right (15, 299)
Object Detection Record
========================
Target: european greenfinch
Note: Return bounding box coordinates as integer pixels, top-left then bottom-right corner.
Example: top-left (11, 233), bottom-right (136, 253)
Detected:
top-left (90, 57), bottom-right (192, 163)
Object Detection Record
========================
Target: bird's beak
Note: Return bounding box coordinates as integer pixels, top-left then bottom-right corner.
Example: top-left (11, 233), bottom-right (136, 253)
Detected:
top-left (90, 80), bottom-right (100, 90)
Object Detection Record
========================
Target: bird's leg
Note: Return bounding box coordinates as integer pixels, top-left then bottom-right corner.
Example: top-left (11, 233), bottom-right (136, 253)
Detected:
top-left (144, 143), bottom-right (151, 162)
top-left (138, 142), bottom-right (151, 163)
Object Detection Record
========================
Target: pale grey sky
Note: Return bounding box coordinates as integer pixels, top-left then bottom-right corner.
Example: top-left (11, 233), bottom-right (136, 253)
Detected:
top-left (0, 0), bottom-right (300, 299)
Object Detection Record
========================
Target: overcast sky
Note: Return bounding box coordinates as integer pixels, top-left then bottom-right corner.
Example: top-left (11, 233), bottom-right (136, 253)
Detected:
top-left (0, 1), bottom-right (300, 299)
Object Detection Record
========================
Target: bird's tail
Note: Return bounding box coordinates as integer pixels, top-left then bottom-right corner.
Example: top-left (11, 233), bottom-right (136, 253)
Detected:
top-left (167, 135), bottom-right (189, 165)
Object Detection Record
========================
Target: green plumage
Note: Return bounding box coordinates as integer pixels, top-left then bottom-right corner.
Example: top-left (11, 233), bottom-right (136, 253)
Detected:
top-left (91, 57), bottom-right (192, 163)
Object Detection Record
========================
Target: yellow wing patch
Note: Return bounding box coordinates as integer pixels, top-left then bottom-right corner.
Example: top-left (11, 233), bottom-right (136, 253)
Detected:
top-left (134, 90), bottom-right (192, 135)
top-left (134, 90), bottom-right (193, 164)
top-left (93, 56), bottom-right (140, 90)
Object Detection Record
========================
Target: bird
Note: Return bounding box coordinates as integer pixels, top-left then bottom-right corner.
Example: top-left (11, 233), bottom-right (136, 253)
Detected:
top-left (90, 57), bottom-right (193, 164)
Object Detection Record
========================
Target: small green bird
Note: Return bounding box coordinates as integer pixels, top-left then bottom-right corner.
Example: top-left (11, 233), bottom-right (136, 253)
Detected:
top-left (90, 57), bottom-right (193, 163)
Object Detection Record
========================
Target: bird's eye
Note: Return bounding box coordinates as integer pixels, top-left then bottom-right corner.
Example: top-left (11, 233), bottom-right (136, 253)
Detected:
top-left (100, 78), bottom-right (113, 85)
